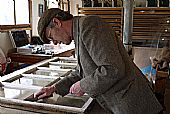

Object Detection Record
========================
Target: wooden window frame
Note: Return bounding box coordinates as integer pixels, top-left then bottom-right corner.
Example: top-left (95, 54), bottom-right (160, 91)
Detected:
top-left (0, 0), bottom-right (32, 32)
top-left (0, 57), bottom-right (93, 114)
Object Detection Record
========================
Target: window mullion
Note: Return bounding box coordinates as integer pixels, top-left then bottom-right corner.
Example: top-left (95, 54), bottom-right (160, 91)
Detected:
top-left (13, 0), bottom-right (16, 25)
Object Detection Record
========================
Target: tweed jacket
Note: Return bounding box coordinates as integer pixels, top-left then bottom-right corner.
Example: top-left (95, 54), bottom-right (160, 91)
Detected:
top-left (55, 16), bottom-right (162, 114)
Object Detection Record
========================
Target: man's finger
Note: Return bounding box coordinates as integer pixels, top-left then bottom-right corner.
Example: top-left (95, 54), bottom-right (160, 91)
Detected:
top-left (37, 93), bottom-right (47, 99)
top-left (38, 93), bottom-right (51, 99)
top-left (69, 85), bottom-right (73, 93)
top-left (34, 90), bottom-right (45, 98)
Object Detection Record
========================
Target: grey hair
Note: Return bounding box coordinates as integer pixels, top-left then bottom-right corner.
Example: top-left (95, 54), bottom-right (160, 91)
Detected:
top-left (47, 21), bottom-right (55, 28)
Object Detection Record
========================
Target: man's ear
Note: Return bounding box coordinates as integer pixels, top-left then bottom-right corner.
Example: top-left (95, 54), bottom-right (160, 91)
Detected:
top-left (52, 17), bottom-right (62, 28)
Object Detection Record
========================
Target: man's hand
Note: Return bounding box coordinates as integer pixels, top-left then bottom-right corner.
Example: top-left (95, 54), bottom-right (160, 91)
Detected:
top-left (34, 85), bottom-right (55, 99)
top-left (69, 81), bottom-right (85, 96)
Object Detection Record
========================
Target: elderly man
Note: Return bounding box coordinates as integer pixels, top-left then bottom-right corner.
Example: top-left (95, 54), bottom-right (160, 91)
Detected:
top-left (35, 8), bottom-right (162, 114)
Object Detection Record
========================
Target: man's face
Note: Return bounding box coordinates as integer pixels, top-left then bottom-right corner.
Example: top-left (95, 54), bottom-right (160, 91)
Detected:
top-left (45, 19), bottom-right (72, 45)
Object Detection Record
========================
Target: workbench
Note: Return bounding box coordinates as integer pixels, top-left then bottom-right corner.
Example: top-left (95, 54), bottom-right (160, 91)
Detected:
top-left (7, 48), bottom-right (75, 64)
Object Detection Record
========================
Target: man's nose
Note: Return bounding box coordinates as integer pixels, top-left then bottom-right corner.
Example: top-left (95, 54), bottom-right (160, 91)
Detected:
top-left (53, 40), bottom-right (58, 45)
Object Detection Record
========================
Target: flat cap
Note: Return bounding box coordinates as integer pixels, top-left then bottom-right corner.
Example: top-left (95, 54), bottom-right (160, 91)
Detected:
top-left (37, 8), bottom-right (63, 43)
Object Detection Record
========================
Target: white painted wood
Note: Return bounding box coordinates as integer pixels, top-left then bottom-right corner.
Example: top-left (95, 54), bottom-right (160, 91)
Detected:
top-left (58, 57), bottom-right (77, 62)
top-left (81, 97), bottom-right (93, 112)
top-left (0, 56), bottom-right (93, 114)
top-left (21, 74), bottom-right (59, 80)
top-left (0, 97), bottom-right (86, 113)
top-left (37, 67), bottom-right (72, 73)
top-left (49, 62), bottom-right (77, 67)
top-left (0, 57), bottom-right (59, 82)
top-left (1, 82), bottom-right (43, 92)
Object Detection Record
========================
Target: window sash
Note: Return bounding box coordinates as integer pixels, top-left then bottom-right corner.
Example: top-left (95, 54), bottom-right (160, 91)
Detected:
top-left (0, 0), bottom-right (31, 31)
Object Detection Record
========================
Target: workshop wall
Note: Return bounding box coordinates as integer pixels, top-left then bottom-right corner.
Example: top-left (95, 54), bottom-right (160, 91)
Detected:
top-left (32, 0), bottom-right (44, 36)
top-left (0, 32), bottom-right (15, 57)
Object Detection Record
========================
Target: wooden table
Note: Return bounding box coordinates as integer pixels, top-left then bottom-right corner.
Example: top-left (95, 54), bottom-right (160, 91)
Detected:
top-left (7, 48), bottom-right (75, 64)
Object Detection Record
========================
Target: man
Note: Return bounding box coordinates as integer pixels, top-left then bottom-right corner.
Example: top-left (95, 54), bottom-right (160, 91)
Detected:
top-left (35, 8), bottom-right (162, 114)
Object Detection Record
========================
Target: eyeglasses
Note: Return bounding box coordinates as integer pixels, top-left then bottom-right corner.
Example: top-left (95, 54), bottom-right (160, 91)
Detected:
top-left (46, 27), bottom-right (53, 41)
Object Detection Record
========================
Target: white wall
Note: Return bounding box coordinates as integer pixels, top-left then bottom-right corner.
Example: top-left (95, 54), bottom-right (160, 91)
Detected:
top-left (32, 0), bottom-right (44, 36)
top-left (0, 1), bottom-right (88, 57)
top-left (70, 0), bottom-right (81, 16)
top-left (0, 1), bottom-right (45, 57)
top-left (31, 0), bottom-right (81, 36)
top-left (0, 32), bottom-right (15, 56)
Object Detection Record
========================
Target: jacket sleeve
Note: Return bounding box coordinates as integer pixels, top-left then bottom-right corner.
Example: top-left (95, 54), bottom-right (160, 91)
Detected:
top-left (54, 67), bottom-right (82, 96)
top-left (79, 16), bottom-right (125, 97)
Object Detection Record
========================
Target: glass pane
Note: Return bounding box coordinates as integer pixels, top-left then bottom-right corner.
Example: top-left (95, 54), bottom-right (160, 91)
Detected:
top-left (37, 94), bottom-right (89, 108)
top-left (12, 76), bottom-right (55, 87)
top-left (147, 0), bottom-right (157, 7)
top-left (159, 0), bottom-right (169, 7)
top-left (15, 0), bottom-right (29, 24)
top-left (0, 0), bottom-right (14, 25)
top-left (0, 87), bottom-right (33, 100)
